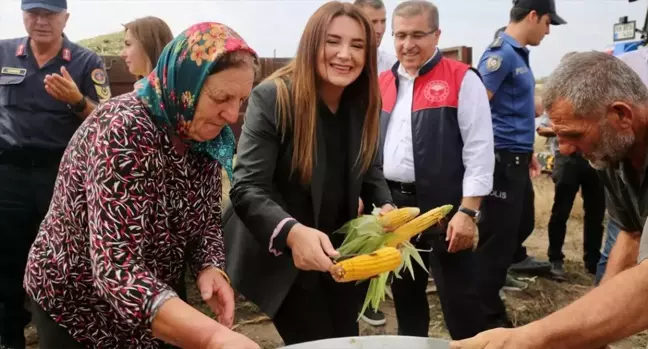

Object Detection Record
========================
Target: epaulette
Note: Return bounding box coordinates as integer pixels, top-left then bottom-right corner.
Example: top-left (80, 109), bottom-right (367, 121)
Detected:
top-left (489, 36), bottom-right (504, 49)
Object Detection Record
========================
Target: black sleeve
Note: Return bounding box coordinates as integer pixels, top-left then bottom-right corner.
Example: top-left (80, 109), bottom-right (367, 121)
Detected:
top-left (360, 142), bottom-right (393, 209)
top-left (229, 81), bottom-right (296, 253)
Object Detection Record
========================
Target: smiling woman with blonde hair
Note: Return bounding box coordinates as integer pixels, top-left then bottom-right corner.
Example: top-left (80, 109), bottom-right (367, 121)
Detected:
top-left (225, 1), bottom-right (394, 344)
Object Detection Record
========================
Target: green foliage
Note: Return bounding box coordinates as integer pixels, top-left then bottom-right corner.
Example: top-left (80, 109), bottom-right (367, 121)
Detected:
top-left (77, 31), bottom-right (124, 55)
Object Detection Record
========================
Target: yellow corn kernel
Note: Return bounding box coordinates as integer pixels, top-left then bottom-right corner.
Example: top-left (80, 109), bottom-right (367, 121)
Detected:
top-left (377, 207), bottom-right (420, 231)
top-left (330, 247), bottom-right (402, 283)
top-left (385, 204), bottom-right (453, 247)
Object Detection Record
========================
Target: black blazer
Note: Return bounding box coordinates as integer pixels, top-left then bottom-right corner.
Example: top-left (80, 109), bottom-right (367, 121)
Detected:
top-left (223, 80), bottom-right (392, 318)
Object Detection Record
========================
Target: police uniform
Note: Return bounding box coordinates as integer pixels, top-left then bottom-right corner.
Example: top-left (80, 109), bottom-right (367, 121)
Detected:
top-left (473, 31), bottom-right (543, 329)
top-left (0, 21), bottom-right (110, 349)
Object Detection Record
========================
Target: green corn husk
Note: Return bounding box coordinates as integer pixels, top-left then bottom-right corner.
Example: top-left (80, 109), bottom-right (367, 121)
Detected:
top-left (358, 272), bottom-right (390, 320)
top-left (334, 204), bottom-right (440, 321)
top-left (355, 242), bottom-right (429, 319)
top-left (393, 241), bottom-right (427, 280)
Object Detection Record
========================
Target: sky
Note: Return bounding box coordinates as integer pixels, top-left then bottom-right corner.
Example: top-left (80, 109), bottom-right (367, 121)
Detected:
top-left (1, 0), bottom-right (647, 77)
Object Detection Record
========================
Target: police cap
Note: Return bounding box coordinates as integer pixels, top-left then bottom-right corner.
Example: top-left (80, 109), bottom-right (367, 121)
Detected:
top-left (21, 0), bottom-right (67, 13)
top-left (513, 0), bottom-right (567, 25)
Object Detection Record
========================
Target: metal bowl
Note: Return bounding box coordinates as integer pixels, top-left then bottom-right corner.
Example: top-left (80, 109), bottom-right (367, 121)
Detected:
top-left (281, 335), bottom-right (450, 349)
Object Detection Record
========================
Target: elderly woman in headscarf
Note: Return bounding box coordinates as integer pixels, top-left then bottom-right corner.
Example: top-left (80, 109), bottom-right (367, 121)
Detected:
top-left (23, 22), bottom-right (260, 349)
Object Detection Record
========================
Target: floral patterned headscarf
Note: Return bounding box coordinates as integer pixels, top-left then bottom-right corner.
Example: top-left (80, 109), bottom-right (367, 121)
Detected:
top-left (135, 22), bottom-right (257, 179)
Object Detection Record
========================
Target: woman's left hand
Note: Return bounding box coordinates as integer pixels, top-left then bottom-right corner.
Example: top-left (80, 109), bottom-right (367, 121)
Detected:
top-left (197, 267), bottom-right (235, 328)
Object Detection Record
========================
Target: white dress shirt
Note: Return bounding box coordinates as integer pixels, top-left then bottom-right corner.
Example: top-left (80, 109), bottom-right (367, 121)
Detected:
top-left (383, 51), bottom-right (495, 197)
top-left (378, 49), bottom-right (398, 74)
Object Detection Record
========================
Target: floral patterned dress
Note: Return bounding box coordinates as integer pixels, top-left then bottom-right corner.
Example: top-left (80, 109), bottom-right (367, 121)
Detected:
top-left (23, 92), bottom-right (225, 348)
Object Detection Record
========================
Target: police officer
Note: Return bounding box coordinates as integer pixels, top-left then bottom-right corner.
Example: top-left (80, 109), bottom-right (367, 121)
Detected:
top-left (0, 0), bottom-right (110, 347)
top-left (474, 0), bottom-right (565, 329)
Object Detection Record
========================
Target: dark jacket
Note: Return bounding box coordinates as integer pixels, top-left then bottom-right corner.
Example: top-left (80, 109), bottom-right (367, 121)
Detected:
top-left (223, 80), bottom-right (392, 317)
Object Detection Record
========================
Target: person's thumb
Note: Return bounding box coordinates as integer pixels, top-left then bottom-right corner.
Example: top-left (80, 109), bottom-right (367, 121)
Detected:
top-left (319, 234), bottom-right (339, 258)
top-left (198, 277), bottom-right (214, 301)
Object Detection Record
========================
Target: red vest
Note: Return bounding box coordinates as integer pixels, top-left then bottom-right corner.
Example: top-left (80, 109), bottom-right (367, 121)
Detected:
top-left (380, 56), bottom-right (470, 114)
top-left (378, 55), bottom-right (475, 226)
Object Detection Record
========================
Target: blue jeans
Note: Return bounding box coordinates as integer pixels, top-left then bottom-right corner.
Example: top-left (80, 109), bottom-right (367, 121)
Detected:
top-left (595, 219), bottom-right (621, 285)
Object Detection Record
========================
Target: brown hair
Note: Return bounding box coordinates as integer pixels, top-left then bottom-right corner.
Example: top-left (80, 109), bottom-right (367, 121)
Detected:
top-left (265, 1), bottom-right (380, 184)
top-left (123, 16), bottom-right (174, 75)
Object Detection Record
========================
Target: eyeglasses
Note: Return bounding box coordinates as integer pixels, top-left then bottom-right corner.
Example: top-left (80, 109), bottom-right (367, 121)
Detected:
top-left (392, 29), bottom-right (437, 41)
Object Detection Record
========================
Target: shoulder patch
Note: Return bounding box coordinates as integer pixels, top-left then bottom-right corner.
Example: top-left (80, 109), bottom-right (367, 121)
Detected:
top-left (489, 36), bottom-right (504, 49)
top-left (95, 85), bottom-right (111, 103)
top-left (486, 55), bottom-right (502, 72)
top-left (91, 68), bottom-right (107, 85)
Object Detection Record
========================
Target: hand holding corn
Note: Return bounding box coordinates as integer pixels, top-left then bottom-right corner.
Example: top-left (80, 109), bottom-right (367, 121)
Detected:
top-left (286, 223), bottom-right (339, 272)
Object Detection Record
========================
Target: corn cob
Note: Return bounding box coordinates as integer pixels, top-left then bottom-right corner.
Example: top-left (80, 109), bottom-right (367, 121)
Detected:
top-left (385, 204), bottom-right (453, 247)
top-left (330, 247), bottom-right (402, 283)
top-left (377, 207), bottom-right (420, 231)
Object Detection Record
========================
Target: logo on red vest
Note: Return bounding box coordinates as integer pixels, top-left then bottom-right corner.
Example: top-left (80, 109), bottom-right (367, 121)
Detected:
top-left (423, 80), bottom-right (449, 103)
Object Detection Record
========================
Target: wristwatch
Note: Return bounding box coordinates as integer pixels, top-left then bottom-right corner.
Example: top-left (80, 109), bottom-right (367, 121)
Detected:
top-left (67, 96), bottom-right (87, 113)
top-left (458, 206), bottom-right (481, 223)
